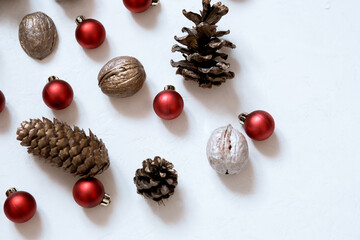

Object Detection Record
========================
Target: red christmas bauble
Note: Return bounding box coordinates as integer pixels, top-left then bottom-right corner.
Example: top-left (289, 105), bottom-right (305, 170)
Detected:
top-left (42, 76), bottom-right (73, 110)
top-left (242, 110), bottom-right (275, 141)
top-left (73, 178), bottom-right (106, 208)
top-left (0, 90), bottom-right (5, 113)
top-left (153, 86), bottom-right (184, 120)
top-left (123, 0), bottom-right (153, 13)
top-left (75, 16), bottom-right (106, 49)
top-left (3, 188), bottom-right (37, 223)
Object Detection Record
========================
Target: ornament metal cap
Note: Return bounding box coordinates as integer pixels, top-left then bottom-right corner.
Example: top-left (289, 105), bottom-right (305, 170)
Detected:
top-left (164, 85), bottom-right (175, 91)
top-left (100, 193), bottom-right (111, 206)
top-left (48, 76), bottom-right (59, 82)
top-left (75, 15), bottom-right (85, 25)
top-left (6, 188), bottom-right (17, 197)
top-left (152, 0), bottom-right (160, 6)
top-left (238, 112), bottom-right (249, 125)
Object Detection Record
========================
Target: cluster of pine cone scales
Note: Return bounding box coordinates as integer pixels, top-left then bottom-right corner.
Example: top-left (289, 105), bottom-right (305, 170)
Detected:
top-left (171, 0), bottom-right (236, 88)
top-left (134, 156), bottom-right (178, 204)
top-left (16, 117), bottom-right (110, 178)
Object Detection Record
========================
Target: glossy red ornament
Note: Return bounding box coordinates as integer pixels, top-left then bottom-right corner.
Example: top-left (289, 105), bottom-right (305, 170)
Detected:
top-left (42, 76), bottom-right (73, 110)
top-left (123, 0), bottom-right (159, 13)
top-left (75, 16), bottom-right (106, 49)
top-left (3, 188), bottom-right (37, 223)
top-left (153, 85), bottom-right (184, 120)
top-left (73, 178), bottom-right (111, 208)
top-left (239, 110), bottom-right (275, 141)
top-left (0, 90), bottom-right (5, 113)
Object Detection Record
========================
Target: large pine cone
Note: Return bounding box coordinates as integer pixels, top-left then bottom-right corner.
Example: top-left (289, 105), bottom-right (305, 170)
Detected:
top-left (134, 156), bottom-right (178, 204)
top-left (16, 117), bottom-right (110, 178)
top-left (171, 0), bottom-right (236, 88)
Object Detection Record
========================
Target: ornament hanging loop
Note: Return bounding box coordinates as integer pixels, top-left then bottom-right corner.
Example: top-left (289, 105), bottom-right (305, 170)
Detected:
top-left (152, 0), bottom-right (160, 6)
top-left (164, 85), bottom-right (175, 91)
top-left (48, 76), bottom-right (59, 82)
top-left (238, 113), bottom-right (248, 125)
top-left (75, 15), bottom-right (85, 25)
top-left (100, 193), bottom-right (111, 207)
top-left (6, 188), bottom-right (17, 197)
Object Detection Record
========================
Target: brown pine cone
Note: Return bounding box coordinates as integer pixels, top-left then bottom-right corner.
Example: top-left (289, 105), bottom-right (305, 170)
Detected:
top-left (134, 156), bottom-right (178, 204)
top-left (171, 0), bottom-right (236, 88)
top-left (16, 117), bottom-right (110, 178)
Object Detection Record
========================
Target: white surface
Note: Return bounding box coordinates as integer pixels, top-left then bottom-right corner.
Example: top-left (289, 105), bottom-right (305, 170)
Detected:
top-left (0, 0), bottom-right (359, 239)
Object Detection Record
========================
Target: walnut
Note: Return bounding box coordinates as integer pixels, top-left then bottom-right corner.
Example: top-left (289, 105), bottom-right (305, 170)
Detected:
top-left (18, 12), bottom-right (57, 60)
top-left (98, 56), bottom-right (146, 98)
top-left (206, 124), bottom-right (249, 175)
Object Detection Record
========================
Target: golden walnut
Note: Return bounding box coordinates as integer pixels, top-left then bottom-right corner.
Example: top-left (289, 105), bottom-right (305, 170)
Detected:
top-left (18, 12), bottom-right (57, 60)
top-left (98, 56), bottom-right (146, 98)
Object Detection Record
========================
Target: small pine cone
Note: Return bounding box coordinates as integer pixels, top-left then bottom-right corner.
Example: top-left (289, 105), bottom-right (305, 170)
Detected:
top-left (171, 0), bottom-right (236, 88)
top-left (134, 156), bottom-right (178, 204)
top-left (16, 117), bottom-right (110, 178)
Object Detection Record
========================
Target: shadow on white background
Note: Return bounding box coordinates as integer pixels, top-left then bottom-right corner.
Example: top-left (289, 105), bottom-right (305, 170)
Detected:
top-left (162, 111), bottom-right (189, 137)
top-left (131, 4), bottom-right (162, 30)
top-left (253, 133), bottom-right (281, 158)
top-left (218, 160), bottom-right (255, 194)
top-left (56, 0), bottom-right (95, 20)
top-left (109, 83), bottom-right (153, 118)
top-left (84, 39), bottom-right (111, 63)
top-left (52, 100), bottom-right (80, 125)
top-left (15, 212), bottom-right (43, 239)
top-left (0, 0), bottom-right (30, 23)
top-left (147, 187), bottom-right (185, 224)
top-left (0, 107), bottom-right (11, 133)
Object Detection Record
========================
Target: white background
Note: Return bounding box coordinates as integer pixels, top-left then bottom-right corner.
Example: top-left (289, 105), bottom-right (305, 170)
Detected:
top-left (0, 0), bottom-right (359, 239)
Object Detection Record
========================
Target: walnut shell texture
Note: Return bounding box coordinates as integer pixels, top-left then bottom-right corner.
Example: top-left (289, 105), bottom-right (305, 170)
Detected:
top-left (206, 124), bottom-right (249, 175)
top-left (19, 12), bottom-right (57, 60)
top-left (98, 56), bottom-right (146, 98)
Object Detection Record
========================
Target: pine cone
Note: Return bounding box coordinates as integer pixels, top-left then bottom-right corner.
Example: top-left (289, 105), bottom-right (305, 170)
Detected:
top-left (171, 0), bottom-right (236, 88)
top-left (134, 156), bottom-right (178, 204)
top-left (16, 117), bottom-right (110, 178)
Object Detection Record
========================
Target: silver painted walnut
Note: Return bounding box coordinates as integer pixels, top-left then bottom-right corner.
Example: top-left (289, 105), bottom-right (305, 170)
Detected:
top-left (19, 12), bottom-right (57, 60)
top-left (206, 124), bottom-right (249, 175)
top-left (98, 56), bottom-right (146, 98)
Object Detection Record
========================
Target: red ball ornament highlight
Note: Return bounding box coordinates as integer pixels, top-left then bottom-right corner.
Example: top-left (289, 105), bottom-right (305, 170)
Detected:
top-left (123, 0), bottom-right (159, 13)
top-left (239, 110), bottom-right (275, 141)
top-left (3, 188), bottom-right (37, 223)
top-left (153, 85), bottom-right (184, 120)
top-left (75, 16), bottom-right (106, 49)
top-left (42, 76), bottom-right (73, 110)
top-left (0, 90), bottom-right (5, 113)
top-left (73, 178), bottom-right (111, 208)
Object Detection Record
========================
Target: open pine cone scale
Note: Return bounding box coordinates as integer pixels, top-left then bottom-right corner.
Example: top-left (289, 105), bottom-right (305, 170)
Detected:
top-left (171, 0), bottom-right (236, 88)
top-left (134, 157), bottom-right (178, 204)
